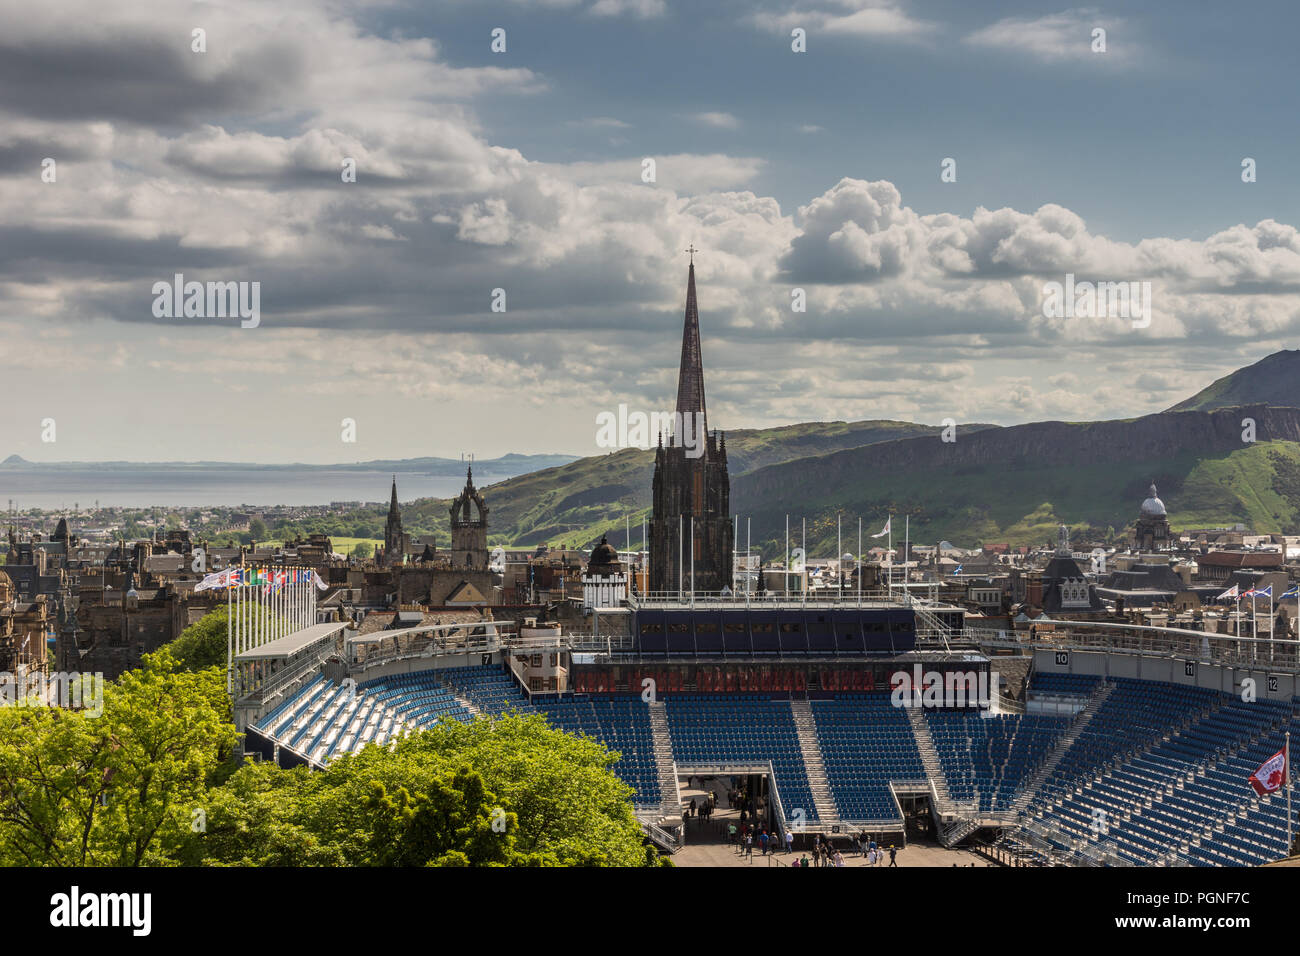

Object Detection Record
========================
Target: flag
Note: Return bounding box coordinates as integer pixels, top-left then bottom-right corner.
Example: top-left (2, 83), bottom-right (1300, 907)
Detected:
top-left (871, 517), bottom-right (892, 539)
top-left (1249, 749), bottom-right (1287, 795)
top-left (1282, 585), bottom-right (1299, 600)
top-left (1258, 585), bottom-right (1273, 598)
top-left (311, 570), bottom-right (328, 591)
top-left (194, 568), bottom-right (233, 592)
top-left (953, 564), bottom-right (963, 575)
top-left (1218, 584), bottom-right (1239, 600)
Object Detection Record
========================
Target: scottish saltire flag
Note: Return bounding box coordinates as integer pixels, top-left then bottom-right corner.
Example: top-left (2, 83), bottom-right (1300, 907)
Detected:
top-left (1218, 584), bottom-right (1239, 600)
top-left (1249, 749), bottom-right (1288, 796)
top-left (871, 516), bottom-right (892, 539)
top-left (1249, 585), bottom-right (1274, 599)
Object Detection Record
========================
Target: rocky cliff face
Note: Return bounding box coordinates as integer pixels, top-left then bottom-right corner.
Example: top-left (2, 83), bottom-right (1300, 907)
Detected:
top-left (734, 405), bottom-right (1300, 506)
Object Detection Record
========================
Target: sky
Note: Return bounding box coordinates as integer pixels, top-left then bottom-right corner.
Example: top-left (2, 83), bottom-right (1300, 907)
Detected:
top-left (2, 0), bottom-right (1300, 463)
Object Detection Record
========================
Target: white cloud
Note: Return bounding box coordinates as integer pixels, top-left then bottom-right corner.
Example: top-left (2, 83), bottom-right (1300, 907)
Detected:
top-left (751, 1), bottom-right (936, 40)
top-left (964, 8), bottom-right (1129, 63)
top-left (691, 112), bottom-right (742, 130)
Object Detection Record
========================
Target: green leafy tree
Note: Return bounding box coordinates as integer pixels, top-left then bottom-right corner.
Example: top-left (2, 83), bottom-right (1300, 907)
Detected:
top-left (0, 649), bottom-right (237, 866)
top-left (351, 541), bottom-right (373, 559)
top-left (169, 607), bottom-right (231, 671)
top-left (192, 713), bottom-right (654, 867)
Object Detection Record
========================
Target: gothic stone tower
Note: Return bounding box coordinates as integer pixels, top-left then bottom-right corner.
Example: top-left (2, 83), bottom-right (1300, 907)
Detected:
top-left (383, 476), bottom-right (408, 567)
top-left (449, 466), bottom-right (489, 569)
top-left (649, 253), bottom-right (733, 595)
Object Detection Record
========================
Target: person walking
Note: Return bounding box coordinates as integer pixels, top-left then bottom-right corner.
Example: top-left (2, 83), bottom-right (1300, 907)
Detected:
top-left (785, 829), bottom-right (794, 854)
top-left (745, 834), bottom-right (754, 861)
top-left (888, 845), bottom-right (898, 867)
top-left (834, 850), bottom-right (844, 868)
top-left (728, 822), bottom-right (737, 846)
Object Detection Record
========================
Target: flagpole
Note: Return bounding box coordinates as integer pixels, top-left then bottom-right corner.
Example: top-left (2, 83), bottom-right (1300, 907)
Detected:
top-left (785, 514), bottom-right (790, 598)
top-left (888, 515), bottom-right (893, 597)
top-left (690, 515), bottom-right (695, 606)
top-left (857, 517), bottom-right (862, 605)
top-left (1288, 730), bottom-right (1294, 855)
top-left (681, 515), bottom-right (691, 598)
top-left (226, 576), bottom-right (233, 694)
top-left (837, 514), bottom-right (842, 601)
top-left (1270, 590), bottom-right (1275, 664)
top-left (904, 514), bottom-right (910, 605)
top-left (801, 518), bottom-right (806, 604)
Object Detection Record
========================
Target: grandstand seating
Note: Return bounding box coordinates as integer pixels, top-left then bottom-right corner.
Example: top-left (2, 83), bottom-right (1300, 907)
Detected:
top-left (664, 695), bottom-right (818, 821)
top-left (1026, 681), bottom-right (1293, 866)
top-left (810, 694), bottom-right (925, 822)
top-left (927, 711), bottom-right (1069, 812)
top-left (257, 663), bottom-right (1300, 866)
top-left (534, 696), bottom-right (661, 806)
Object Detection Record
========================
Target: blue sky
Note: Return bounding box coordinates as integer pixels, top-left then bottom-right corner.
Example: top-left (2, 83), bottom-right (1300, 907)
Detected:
top-left (426, 0), bottom-right (1299, 241)
top-left (1, 0), bottom-right (1298, 464)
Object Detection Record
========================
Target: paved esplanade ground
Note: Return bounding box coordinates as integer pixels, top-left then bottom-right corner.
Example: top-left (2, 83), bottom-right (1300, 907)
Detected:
top-left (670, 783), bottom-right (991, 869)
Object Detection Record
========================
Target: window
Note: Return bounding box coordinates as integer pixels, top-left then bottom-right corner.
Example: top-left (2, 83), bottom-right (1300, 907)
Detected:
top-left (696, 622), bottom-right (718, 633)
top-left (641, 623), bottom-right (663, 634)
top-left (781, 623), bottom-right (801, 633)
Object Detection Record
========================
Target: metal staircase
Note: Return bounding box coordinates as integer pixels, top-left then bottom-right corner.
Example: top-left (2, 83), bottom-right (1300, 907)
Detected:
top-left (790, 700), bottom-right (840, 825)
top-left (647, 701), bottom-right (683, 823)
top-left (1010, 679), bottom-right (1113, 814)
top-left (905, 707), bottom-right (977, 845)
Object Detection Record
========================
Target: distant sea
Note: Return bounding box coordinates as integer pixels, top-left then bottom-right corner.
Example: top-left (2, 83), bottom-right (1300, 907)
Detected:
top-left (1, 468), bottom-right (480, 510)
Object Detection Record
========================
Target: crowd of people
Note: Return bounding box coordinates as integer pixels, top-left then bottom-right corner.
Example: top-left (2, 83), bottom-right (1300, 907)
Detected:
top-left (682, 776), bottom-right (905, 868)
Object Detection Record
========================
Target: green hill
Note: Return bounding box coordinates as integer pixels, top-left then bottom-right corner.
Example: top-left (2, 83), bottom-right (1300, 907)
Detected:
top-left (1168, 349), bottom-right (1300, 412)
top-left (397, 419), bottom-right (998, 549)
top-left (732, 405), bottom-right (1300, 553)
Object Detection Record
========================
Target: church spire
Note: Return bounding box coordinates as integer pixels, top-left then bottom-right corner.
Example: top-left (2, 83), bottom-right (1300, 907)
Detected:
top-left (388, 475), bottom-right (399, 519)
top-left (674, 249), bottom-right (707, 434)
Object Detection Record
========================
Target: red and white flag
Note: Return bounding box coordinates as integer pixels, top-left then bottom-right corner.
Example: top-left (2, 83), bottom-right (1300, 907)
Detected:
top-left (871, 516), bottom-right (892, 539)
top-left (1249, 749), bottom-right (1288, 795)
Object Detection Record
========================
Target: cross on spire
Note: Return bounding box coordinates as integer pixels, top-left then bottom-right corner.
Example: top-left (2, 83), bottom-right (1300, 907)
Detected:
top-left (686, 244), bottom-right (698, 263)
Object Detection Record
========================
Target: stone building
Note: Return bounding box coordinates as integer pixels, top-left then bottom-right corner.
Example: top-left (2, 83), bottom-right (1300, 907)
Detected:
top-left (1134, 483), bottom-right (1172, 551)
top-left (449, 466), bottom-right (489, 570)
top-left (583, 535), bottom-right (627, 609)
top-left (649, 255), bottom-right (733, 594)
top-left (381, 477), bottom-right (409, 567)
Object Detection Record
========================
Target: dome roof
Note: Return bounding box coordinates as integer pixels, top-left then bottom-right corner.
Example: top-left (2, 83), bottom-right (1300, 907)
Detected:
top-left (588, 535), bottom-right (620, 568)
top-left (1140, 483), bottom-right (1167, 517)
